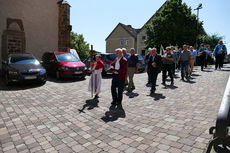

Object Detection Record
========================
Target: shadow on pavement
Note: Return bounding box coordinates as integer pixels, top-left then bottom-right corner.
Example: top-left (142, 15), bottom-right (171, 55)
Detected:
top-left (191, 74), bottom-right (201, 77)
top-left (148, 93), bottom-right (166, 101)
top-left (125, 91), bottom-right (139, 98)
top-left (101, 108), bottom-right (126, 122)
top-left (202, 70), bottom-right (213, 72)
top-left (221, 69), bottom-right (230, 72)
top-left (162, 85), bottom-right (178, 90)
top-left (78, 98), bottom-right (99, 113)
top-left (0, 79), bottom-right (45, 91)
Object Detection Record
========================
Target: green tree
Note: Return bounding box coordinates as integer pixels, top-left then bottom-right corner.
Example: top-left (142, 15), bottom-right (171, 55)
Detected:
top-left (71, 32), bottom-right (89, 60)
top-left (198, 34), bottom-right (223, 50)
top-left (145, 0), bottom-right (204, 51)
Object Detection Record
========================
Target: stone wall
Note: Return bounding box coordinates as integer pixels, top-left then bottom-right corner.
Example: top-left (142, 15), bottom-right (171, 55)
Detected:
top-left (58, 2), bottom-right (71, 52)
top-left (0, 0), bottom-right (59, 66)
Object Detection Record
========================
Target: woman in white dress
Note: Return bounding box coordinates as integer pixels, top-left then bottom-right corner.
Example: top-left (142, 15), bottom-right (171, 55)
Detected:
top-left (88, 54), bottom-right (104, 99)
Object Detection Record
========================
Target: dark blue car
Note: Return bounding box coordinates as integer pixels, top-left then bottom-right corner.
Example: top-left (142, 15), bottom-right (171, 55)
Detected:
top-left (2, 53), bottom-right (47, 85)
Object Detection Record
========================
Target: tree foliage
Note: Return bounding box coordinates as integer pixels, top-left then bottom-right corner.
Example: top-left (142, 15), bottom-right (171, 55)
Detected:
top-left (198, 34), bottom-right (223, 50)
top-left (145, 0), bottom-right (205, 51)
top-left (71, 32), bottom-right (89, 60)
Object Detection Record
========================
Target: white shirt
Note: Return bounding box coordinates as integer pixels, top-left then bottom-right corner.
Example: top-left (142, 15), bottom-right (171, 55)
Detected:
top-left (115, 57), bottom-right (121, 70)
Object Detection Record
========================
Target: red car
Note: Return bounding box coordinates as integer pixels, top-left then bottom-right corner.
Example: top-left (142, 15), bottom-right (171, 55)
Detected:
top-left (42, 52), bottom-right (87, 79)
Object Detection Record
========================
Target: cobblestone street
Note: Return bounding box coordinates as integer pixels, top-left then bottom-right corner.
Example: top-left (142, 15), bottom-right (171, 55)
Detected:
top-left (0, 64), bottom-right (230, 153)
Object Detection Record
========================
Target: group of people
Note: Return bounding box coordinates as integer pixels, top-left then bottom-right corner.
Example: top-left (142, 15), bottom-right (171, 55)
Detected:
top-left (88, 40), bottom-right (227, 110)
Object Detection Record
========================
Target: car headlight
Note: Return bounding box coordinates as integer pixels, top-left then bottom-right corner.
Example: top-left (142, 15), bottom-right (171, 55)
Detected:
top-left (8, 71), bottom-right (18, 75)
top-left (40, 69), bottom-right (46, 75)
top-left (61, 66), bottom-right (69, 70)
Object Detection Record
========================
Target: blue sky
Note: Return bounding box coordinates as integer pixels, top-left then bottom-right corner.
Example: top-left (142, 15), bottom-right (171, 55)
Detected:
top-left (68, 0), bottom-right (229, 53)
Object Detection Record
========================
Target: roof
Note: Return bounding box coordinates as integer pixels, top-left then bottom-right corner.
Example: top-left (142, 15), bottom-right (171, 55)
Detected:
top-left (105, 1), bottom-right (167, 40)
top-left (105, 23), bottom-right (139, 40)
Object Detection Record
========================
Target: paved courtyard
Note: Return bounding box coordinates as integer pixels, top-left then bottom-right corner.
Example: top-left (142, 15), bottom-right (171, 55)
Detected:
top-left (0, 64), bottom-right (230, 153)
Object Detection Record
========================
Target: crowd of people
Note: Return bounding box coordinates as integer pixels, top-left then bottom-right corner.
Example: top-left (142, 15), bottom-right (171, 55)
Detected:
top-left (88, 40), bottom-right (227, 110)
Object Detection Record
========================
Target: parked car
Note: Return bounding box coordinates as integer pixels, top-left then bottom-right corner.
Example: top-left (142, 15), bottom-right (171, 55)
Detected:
top-left (84, 53), bottom-right (146, 75)
top-left (2, 53), bottom-right (47, 85)
top-left (42, 52), bottom-right (87, 79)
top-left (84, 53), bottom-right (117, 75)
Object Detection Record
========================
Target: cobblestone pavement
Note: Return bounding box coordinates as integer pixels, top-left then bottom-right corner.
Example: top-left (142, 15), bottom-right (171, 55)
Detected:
top-left (0, 64), bottom-right (230, 153)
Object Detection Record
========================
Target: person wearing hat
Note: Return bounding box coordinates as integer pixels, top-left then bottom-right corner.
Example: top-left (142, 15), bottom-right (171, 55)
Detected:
top-left (110, 48), bottom-right (128, 109)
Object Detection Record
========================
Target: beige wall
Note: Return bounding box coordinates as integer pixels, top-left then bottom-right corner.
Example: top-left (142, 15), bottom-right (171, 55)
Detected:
top-left (137, 29), bottom-right (147, 56)
top-left (0, 0), bottom-right (59, 66)
top-left (106, 25), bottom-right (136, 53)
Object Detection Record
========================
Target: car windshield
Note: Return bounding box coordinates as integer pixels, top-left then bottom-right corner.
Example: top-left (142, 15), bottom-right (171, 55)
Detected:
top-left (9, 56), bottom-right (39, 64)
top-left (106, 54), bottom-right (117, 61)
top-left (56, 54), bottom-right (80, 62)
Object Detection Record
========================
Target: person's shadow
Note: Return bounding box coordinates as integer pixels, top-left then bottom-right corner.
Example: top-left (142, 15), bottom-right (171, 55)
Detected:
top-left (148, 92), bottom-right (166, 101)
top-left (101, 108), bottom-right (126, 122)
top-left (78, 98), bottom-right (99, 113)
top-left (125, 91), bottom-right (139, 98)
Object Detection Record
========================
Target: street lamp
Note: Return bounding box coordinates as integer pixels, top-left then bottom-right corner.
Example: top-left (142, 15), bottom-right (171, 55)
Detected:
top-left (194, 3), bottom-right (202, 49)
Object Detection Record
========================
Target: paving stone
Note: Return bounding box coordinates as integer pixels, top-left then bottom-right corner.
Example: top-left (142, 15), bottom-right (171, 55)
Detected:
top-left (0, 64), bottom-right (229, 153)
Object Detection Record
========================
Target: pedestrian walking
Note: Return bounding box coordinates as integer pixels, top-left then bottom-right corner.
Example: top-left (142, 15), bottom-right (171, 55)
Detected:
top-left (127, 48), bottom-right (139, 92)
top-left (162, 47), bottom-right (174, 86)
top-left (213, 40), bottom-right (227, 70)
top-left (88, 54), bottom-right (105, 99)
top-left (122, 48), bottom-right (129, 85)
top-left (148, 48), bottom-right (162, 94)
top-left (198, 44), bottom-right (207, 71)
top-left (178, 45), bottom-right (191, 81)
top-left (189, 46), bottom-right (197, 75)
top-left (110, 48), bottom-right (128, 110)
top-left (145, 48), bottom-right (152, 86)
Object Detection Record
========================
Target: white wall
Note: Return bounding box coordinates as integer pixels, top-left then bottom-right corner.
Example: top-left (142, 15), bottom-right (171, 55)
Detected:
top-left (0, 0), bottom-right (59, 67)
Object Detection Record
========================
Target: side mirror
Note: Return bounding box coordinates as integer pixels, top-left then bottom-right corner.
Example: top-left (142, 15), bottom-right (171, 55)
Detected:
top-left (2, 61), bottom-right (7, 65)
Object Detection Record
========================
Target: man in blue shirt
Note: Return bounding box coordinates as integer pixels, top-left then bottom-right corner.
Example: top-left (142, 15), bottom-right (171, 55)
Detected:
top-left (189, 46), bottom-right (197, 75)
top-left (213, 40), bottom-right (227, 70)
top-left (198, 44), bottom-right (207, 71)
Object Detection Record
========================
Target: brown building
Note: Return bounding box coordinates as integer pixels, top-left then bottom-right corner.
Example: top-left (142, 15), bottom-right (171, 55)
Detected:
top-left (0, 0), bottom-right (71, 67)
top-left (106, 2), bottom-right (166, 56)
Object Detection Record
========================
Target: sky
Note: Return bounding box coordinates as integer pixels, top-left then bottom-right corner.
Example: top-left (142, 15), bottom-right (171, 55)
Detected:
top-left (68, 0), bottom-right (230, 53)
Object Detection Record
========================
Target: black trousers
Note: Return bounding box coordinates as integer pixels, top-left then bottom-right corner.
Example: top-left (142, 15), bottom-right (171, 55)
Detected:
top-left (162, 64), bottom-right (173, 84)
top-left (111, 75), bottom-right (125, 105)
top-left (200, 57), bottom-right (206, 70)
top-left (149, 70), bottom-right (158, 92)
top-left (215, 54), bottom-right (222, 69)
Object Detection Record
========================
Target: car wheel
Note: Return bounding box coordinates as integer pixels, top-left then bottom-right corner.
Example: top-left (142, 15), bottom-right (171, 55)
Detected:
top-left (56, 70), bottom-right (61, 80)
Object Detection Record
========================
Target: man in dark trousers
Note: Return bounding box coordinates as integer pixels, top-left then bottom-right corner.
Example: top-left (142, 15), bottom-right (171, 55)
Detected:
top-left (198, 44), bottom-right (207, 71)
top-left (148, 48), bottom-right (162, 94)
top-left (214, 40), bottom-right (227, 70)
top-left (110, 48), bottom-right (128, 109)
top-left (145, 48), bottom-right (151, 86)
top-left (162, 47), bottom-right (174, 86)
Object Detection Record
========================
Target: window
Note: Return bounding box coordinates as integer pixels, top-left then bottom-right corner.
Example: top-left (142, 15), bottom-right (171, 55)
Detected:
top-left (142, 50), bottom-right (146, 56)
top-left (142, 36), bottom-right (146, 42)
top-left (120, 40), bottom-right (123, 46)
top-left (126, 40), bottom-right (129, 46)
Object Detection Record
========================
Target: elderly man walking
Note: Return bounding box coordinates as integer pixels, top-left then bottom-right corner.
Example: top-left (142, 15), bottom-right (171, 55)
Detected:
top-left (214, 40), bottom-right (227, 70)
top-left (126, 48), bottom-right (139, 92)
top-left (178, 45), bottom-right (191, 81)
top-left (148, 48), bottom-right (162, 94)
top-left (110, 48), bottom-right (128, 109)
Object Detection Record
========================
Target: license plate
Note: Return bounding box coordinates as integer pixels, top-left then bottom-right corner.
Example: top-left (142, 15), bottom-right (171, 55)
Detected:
top-left (74, 71), bottom-right (82, 74)
top-left (25, 76), bottom-right (37, 80)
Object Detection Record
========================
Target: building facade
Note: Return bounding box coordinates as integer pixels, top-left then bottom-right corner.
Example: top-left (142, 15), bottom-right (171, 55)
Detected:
top-left (0, 0), bottom-right (71, 67)
top-left (106, 2), bottom-right (166, 56)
